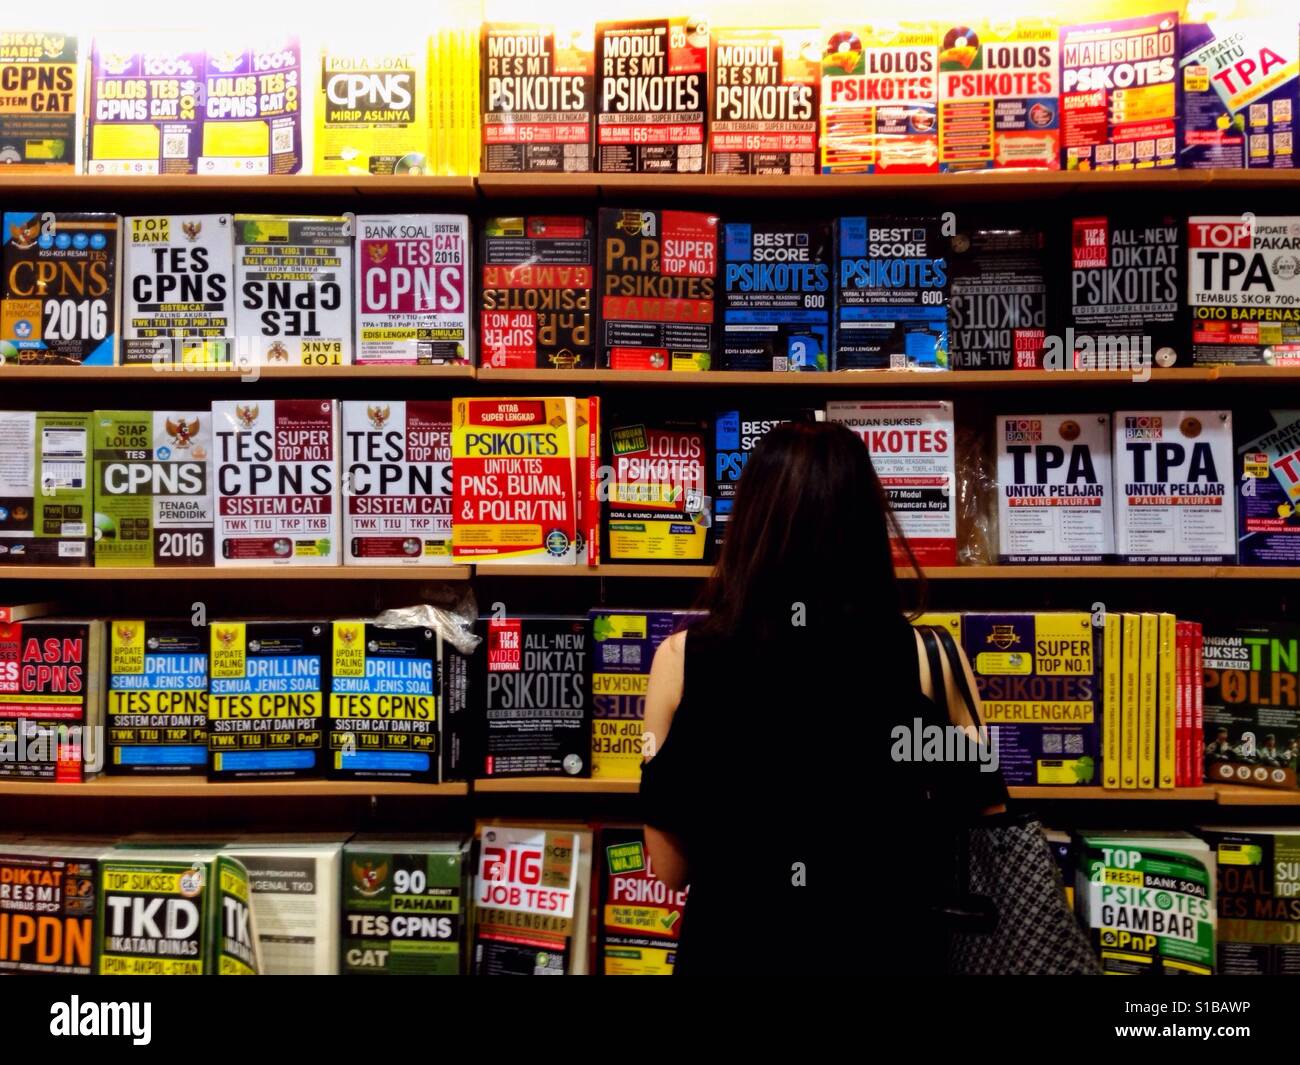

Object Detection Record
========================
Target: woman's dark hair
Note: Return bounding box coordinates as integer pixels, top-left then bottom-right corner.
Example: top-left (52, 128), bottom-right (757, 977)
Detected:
top-left (695, 420), bottom-right (923, 640)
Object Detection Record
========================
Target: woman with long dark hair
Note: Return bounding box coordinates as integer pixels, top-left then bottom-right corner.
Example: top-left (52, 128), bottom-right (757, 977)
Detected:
top-left (640, 420), bottom-right (1006, 974)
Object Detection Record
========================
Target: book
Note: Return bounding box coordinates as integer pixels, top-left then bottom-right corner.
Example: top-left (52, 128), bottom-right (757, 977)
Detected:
top-left (474, 821), bottom-right (593, 974)
top-left (0, 30), bottom-right (78, 170)
top-left (199, 35), bottom-right (302, 175)
top-left (428, 20), bottom-right (481, 176)
top-left (605, 418), bottom-right (710, 562)
top-left (122, 214), bottom-right (234, 365)
top-left (1194, 623), bottom-right (1205, 785)
top-left (222, 837), bottom-right (344, 975)
top-left (588, 610), bottom-right (679, 781)
top-left (595, 18), bottom-right (707, 174)
top-left (719, 219), bottom-right (831, 371)
top-left (996, 414), bottom-right (1113, 564)
top-left (1075, 830), bottom-right (1215, 975)
top-left (709, 27), bottom-right (818, 175)
top-left (1177, 619), bottom-right (1192, 787)
top-left (832, 215), bottom-right (948, 369)
top-left (107, 619), bottom-right (207, 775)
top-left (342, 835), bottom-right (471, 975)
top-left (1067, 214), bottom-right (1184, 371)
top-left (1112, 410), bottom-right (1235, 564)
top-left (1203, 623), bottom-right (1300, 790)
top-left (1199, 827), bottom-right (1300, 975)
top-left (450, 396), bottom-right (580, 565)
top-left (354, 214), bottom-right (471, 365)
top-left (1159, 612), bottom-right (1176, 790)
top-left (480, 216), bottom-right (595, 369)
top-left (480, 23), bottom-right (594, 173)
top-left (948, 223), bottom-right (1048, 369)
top-left (937, 18), bottom-right (1059, 171)
top-left (0, 602), bottom-right (59, 623)
top-left (1059, 12), bottom-right (1179, 170)
top-left (712, 408), bottom-right (818, 552)
top-left (824, 400), bottom-right (955, 566)
top-left (329, 621), bottom-right (438, 783)
top-left (315, 38), bottom-right (429, 175)
top-left (476, 615), bottom-right (591, 778)
top-left (92, 410), bottom-right (213, 567)
top-left (0, 411), bottom-right (92, 565)
top-left (1180, 16), bottom-right (1298, 170)
top-left (1189, 216), bottom-right (1300, 366)
top-left (212, 399), bottom-right (340, 567)
top-left (1102, 612), bottom-right (1121, 789)
top-left (1237, 410), bottom-right (1300, 564)
top-left (820, 22), bottom-right (940, 173)
top-left (85, 33), bottom-right (202, 175)
top-left (962, 612), bottom-right (1100, 786)
top-left (207, 619), bottom-right (329, 780)
top-left (0, 842), bottom-right (104, 974)
top-left (598, 207), bottom-right (717, 371)
top-left (341, 400), bottom-right (452, 566)
top-left (97, 849), bottom-right (260, 975)
top-left (1121, 612), bottom-right (1140, 789)
top-left (597, 824), bottom-right (688, 975)
top-left (1139, 612), bottom-right (1157, 789)
top-left (576, 396), bottom-right (601, 566)
top-left (233, 214), bottom-right (353, 366)
top-left (438, 632), bottom-right (469, 782)
top-left (0, 212), bottom-right (119, 366)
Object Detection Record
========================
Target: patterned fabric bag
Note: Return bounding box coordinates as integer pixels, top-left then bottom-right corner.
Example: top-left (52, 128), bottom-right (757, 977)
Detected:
top-left (916, 626), bottom-right (1100, 975)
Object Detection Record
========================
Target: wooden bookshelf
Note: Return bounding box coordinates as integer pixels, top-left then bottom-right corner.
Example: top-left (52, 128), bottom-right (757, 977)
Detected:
top-left (473, 777), bottom-right (640, 794)
top-left (0, 776), bottom-right (468, 798)
top-left (0, 364), bottom-right (476, 382)
top-left (1009, 786), bottom-right (1217, 801)
top-left (0, 173), bottom-right (477, 199)
top-left (0, 565), bottom-right (471, 581)
top-left (1214, 786), bottom-right (1300, 806)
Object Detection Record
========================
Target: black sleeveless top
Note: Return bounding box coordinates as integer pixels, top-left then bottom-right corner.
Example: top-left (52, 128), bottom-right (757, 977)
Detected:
top-left (639, 616), bottom-right (1009, 975)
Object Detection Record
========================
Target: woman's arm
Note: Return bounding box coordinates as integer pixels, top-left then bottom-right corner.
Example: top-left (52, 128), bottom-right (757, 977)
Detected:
top-left (642, 631), bottom-right (689, 890)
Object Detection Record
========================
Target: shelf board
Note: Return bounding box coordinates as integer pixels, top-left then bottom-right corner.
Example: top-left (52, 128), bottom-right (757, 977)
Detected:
top-left (0, 364), bottom-right (476, 382)
top-left (1214, 785), bottom-right (1300, 806)
top-left (474, 777), bottom-right (639, 794)
top-left (471, 563), bottom-right (713, 578)
top-left (0, 565), bottom-right (470, 581)
top-left (0, 173), bottom-right (477, 199)
top-left (476, 368), bottom-right (1219, 388)
top-left (0, 775), bottom-right (468, 798)
top-left (1010, 786), bottom-right (1217, 801)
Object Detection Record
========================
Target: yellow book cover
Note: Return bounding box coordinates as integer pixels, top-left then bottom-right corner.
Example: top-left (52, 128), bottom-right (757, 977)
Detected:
top-left (1121, 613), bottom-right (1139, 790)
top-left (0, 29), bottom-right (79, 171)
top-left (1139, 612), bottom-right (1158, 789)
top-left (1158, 612), bottom-right (1176, 789)
top-left (315, 39), bottom-right (430, 175)
top-left (1102, 612), bottom-right (1120, 789)
top-left (451, 396), bottom-right (578, 564)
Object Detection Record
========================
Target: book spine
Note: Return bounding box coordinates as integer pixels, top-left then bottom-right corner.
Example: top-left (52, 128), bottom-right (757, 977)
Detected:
top-left (1121, 613), bottom-right (1139, 790)
top-left (1176, 621), bottom-right (1189, 788)
top-left (1158, 613), bottom-right (1176, 789)
top-left (1193, 622), bottom-right (1204, 785)
top-left (588, 395), bottom-right (601, 566)
top-left (1138, 613), bottom-right (1157, 789)
top-left (1102, 612), bottom-right (1121, 789)
top-left (439, 636), bottom-right (469, 782)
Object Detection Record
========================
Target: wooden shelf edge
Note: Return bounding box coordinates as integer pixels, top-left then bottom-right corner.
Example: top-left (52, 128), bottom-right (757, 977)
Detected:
top-left (0, 565), bottom-right (471, 581)
top-left (0, 364), bottom-right (476, 381)
top-left (1009, 786), bottom-right (1217, 801)
top-left (473, 777), bottom-right (639, 794)
top-left (0, 776), bottom-right (469, 798)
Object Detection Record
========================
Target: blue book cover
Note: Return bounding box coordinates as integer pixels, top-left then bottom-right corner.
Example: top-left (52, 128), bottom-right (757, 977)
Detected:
top-left (1237, 410), bottom-right (1300, 565)
top-left (720, 219), bottom-right (830, 371)
top-left (712, 408), bottom-right (818, 553)
top-left (833, 215), bottom-right (948, 370)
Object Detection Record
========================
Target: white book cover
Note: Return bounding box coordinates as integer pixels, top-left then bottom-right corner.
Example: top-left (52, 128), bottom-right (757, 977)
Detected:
top-left (222, 841), bottom-right (343, 976)
top-left (341, 400), bottom-right (453, 566)
top-left (122, 214), bottom-right (235, 364)
top-left (1112, 410), bottom-right (1235, 563)
top-left (354, 214), bottom-right (471, 364)
top-left (212, 399), bottom-right (340, 566)
top-left (824, 400), bottom-right (956, 566)
top-left (997, 414), bottom-right (1114, 563)
top-left (233, 214), bottom-right (354, 365)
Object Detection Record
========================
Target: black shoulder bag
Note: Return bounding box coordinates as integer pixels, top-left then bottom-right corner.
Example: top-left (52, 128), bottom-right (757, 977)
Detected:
top-left (915, 625), bottom-right (1101, 976)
